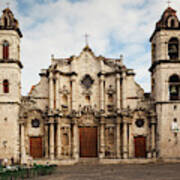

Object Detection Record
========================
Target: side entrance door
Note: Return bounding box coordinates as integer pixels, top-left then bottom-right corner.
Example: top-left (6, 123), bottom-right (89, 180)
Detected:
top-left (79, 127), bottom-right (97, 157)
top-left (30, 137), bottom-right (43, 158)
top-left (134, 136), bottom-right (146, 158)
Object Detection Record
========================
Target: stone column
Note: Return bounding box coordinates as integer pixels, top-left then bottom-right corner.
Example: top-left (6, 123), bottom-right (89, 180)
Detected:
top-left (99, 117), bottom-right (105, 158)
top-left (151, 121), bottom-right (156, 158)
top-left (100, 75), bottom-right (105, 111)
top-left (122, 72), bottom-right (127, 109)
top-left (45, 124), bottom-right (49, 158)
top-left (116, 73), bottom-right (121, 112)
top-left (49, 72), bottom-right (54, 110)
top-left (116, 117), bottom-right (121, 158)
top-left (20, 122), bottom-right (26, 164)
top-left (49, 117), bottom-right (54, 160)
top-left (146, 121), bottom-right (152, 159)
top-left (55, 73), bottom-right (60, 110)
top-left (71, 76), bottom-right (76, 111)
top-left (56, 117), bottom-right (62, 159)
top-left (73, 119), bottom-right (79, 160)
top-left (128, 123), bottom-right (133, 158)
top-left (123, 122), bottom-right (128, 159)
top-left (59, 74), bottom-right (62, 112)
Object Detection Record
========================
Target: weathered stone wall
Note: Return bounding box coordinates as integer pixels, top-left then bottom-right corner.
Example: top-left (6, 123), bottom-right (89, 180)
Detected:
top-left (0, 104), bottom-right (20, 161)
top-left (156, 103), bottom-right (180, 158)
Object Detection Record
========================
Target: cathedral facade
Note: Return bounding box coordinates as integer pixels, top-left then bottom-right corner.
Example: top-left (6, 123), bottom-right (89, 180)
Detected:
top-left (0, 6), bottom-right (180, 165)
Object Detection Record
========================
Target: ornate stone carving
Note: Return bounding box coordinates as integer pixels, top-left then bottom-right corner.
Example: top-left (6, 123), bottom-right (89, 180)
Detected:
top-left (61, 127), bottom-right (71, 156)
top-left (106, 85), bottom-right (115, 95)
top-left (82, 89), bottom-right (92, 96)
top-left (105, 126), bottom-right (115, 157)
top-left (59, 85), bottom-right (70, 95)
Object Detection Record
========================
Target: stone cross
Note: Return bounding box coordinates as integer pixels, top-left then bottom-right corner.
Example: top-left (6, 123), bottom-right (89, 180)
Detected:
top-left (167, 0), bottom-right (171, 7)
top-left (85, 33), bottom-right (89, 46)
top-left (6, 2), bottom-right (10, 8)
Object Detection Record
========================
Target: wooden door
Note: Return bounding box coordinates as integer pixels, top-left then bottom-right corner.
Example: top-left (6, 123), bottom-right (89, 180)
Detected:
top-left (30, 137), bottom-right (43, 159)
top-left (80, 127), bottom-right (97, 157)
top-left (134, 136), bottom-right (146, 158)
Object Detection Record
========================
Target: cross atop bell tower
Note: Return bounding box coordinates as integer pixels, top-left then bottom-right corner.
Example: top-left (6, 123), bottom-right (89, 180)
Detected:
top-left (84, 33), bottom-right (90, 46)
top-left (167, 0), bottom-right (171, 7)
top-left (6, 2), bottom-right (10, 8)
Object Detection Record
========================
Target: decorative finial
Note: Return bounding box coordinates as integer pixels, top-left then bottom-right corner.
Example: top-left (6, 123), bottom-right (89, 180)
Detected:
top-left (167, 0), bottom-right (171, 7)
top-left (51, 54), bottom-right (54, 59)
top-left (120, 54), bottom-right (123, 60)
top-left (85, 33), bottom-right (89, 46)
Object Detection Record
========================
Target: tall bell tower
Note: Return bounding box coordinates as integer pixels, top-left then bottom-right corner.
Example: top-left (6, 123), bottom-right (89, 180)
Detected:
top-left (0, 8), bottom-right (23, 162)
top-left (150, 6), bottom-right (180, 158)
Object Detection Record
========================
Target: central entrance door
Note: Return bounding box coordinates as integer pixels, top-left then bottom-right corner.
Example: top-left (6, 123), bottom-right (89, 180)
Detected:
top-left (79, 127), bottom-right (97, 157)
top-left (134, 136), bottom-right (146, 158)
top-left (30, 137), bottom-right (43, 159)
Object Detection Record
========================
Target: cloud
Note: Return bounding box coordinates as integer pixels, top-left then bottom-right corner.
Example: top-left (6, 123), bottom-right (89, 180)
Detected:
top-left (0, 0), bottom-right (180, 94)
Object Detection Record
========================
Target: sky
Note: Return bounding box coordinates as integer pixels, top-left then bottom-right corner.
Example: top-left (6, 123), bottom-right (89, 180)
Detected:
top-left (0, 0), bottom-right (180, 95)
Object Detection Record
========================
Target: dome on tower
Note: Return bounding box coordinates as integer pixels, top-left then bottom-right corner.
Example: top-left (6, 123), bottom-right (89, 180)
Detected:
top-left (150, 6), bottom-right (180, 41)
top-left (0, 8), bottom-right (22, 37)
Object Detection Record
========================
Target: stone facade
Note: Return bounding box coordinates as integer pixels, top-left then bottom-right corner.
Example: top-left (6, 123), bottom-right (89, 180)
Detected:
top-left (0, 7), bottom-right (180, 164)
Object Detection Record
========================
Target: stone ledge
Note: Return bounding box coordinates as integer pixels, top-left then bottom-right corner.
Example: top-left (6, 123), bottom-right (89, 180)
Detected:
top-left (100, 158), bottom-right (157, 164)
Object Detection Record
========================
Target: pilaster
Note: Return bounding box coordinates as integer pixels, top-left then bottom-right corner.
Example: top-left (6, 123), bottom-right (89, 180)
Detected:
top-left (123, 121), bottom-right (128, 159)
top-left (20, 121), bottom-right (26, 164)
top-left (45, 124), bottom-right (49, 158)
top-left (116, 117), bottom-right (121, 158)
top-left (49, 117), bottom-right (55, 160)
top-left (49, 72), bottom-right (54, 110)
top-left (99, 116), bottom-right (105, 158)
top-left (72, 118), bottom-right (79, 160)
top-left (56, 117), bottom-right (62, 159)
top-left (71, 76), bottom-right (76, 111)
top-left (116, 73), bottom-right (121, 112)
top-left (122, 71), bottom-right (127, 109)
top-left (100, 75), bottom-right (105, 112)
top-left (55, 73), bottom-right (60, 110)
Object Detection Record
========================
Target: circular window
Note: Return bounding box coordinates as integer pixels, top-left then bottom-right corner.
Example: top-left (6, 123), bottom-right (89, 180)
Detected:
top-left (135, 119), bottom-right (144, 128)
top-left (31, 119), bottom-right (40, 128)
top-left (81, 74), bottom-right (94, 89)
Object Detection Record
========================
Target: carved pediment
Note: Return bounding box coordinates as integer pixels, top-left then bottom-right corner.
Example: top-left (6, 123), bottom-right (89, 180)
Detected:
top-left (78, 114), bottom-right (98, 126)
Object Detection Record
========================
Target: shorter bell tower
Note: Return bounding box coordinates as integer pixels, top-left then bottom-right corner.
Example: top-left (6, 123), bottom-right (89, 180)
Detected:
top-left (150, 6), bottom-right (180, 158)
top-left (0, 8), bottom-right (23, 162)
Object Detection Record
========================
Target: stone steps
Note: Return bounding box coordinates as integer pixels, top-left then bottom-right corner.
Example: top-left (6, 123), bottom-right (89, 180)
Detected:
top-left (78, 158), bottom-right (99, 165)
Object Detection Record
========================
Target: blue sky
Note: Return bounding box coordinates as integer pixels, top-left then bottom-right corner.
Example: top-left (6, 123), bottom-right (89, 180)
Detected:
top-left (0, 0), bottom-right (180, 95)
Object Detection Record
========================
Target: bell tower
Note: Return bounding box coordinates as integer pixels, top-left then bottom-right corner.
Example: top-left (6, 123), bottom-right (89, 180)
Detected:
top-left (150, 6), bottom-right (180, 158)
top-left (0, 8), bottom-right (23, 162)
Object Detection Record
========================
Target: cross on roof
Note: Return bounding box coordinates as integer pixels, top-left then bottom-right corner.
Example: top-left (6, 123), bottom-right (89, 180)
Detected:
top-left (167, 0), bottom-right (171, 7)
top-left (6, 2), bottom-right (10, 8)
top-left (85, 33), bottom-right (90, 46)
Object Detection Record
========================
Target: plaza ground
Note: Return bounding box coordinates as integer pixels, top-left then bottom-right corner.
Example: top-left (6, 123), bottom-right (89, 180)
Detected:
top-left (35, 162), bottom-right (180, 180)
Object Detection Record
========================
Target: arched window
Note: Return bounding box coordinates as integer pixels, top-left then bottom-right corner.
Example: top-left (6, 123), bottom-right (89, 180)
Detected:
top-left (4, 17), bottom-right (8, 27)
top-left (171, 19), bottom-right (175, 28)
top-left (169, 75), bottom-right (180, 100)
top-left (3, 41), bottom-right (9, 59)
top-left (168, 38), bottom-right (179, 60)
top-left (3, 80), bottom-right (9, 93)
